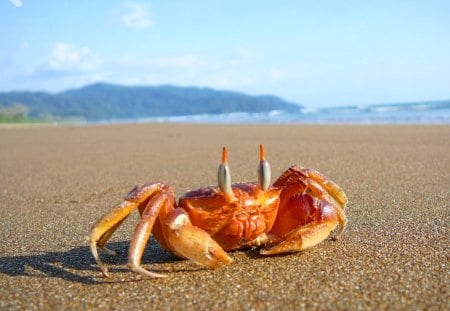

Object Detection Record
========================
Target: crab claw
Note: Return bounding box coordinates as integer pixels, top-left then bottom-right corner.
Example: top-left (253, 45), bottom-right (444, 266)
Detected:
top-left (165, 208), bottom-right (232, 269)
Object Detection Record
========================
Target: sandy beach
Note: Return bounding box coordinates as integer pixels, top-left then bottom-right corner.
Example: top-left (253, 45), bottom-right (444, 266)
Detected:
top-left (0, 124), bottom-right (448, 310)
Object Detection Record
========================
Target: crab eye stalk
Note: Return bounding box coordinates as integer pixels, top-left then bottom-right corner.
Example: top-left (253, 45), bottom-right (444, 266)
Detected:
top-left (218, 147), bottom-right (233, 195)
top-left (257, 144), bottom-right (271, 191)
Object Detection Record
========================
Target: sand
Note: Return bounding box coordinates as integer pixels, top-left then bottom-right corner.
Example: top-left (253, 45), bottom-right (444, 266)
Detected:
top-left (0, 124), bottom-right (448, 310)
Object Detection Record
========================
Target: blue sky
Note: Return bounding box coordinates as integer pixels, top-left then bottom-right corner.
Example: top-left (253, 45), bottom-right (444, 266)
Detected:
top-left (1, 0), bottom-right (449, 107)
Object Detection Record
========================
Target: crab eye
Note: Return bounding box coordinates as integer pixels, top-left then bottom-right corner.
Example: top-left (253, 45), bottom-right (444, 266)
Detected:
top-left (218, 147), bottom-right (233, 195)
top-left (257, 144), bottom-right (271, 191)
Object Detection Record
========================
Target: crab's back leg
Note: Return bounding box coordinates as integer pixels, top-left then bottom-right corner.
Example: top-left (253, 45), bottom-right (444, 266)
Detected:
top-left (302, 168), bottom-right (348, 209)
top-left (301, 169), bottom-right (347, 237)
top-left (88, 201), bottom-right (138, 277)
top-left (87, 183), bottom-right (167, 277)
top-left (274, 166), bottom-right (347, 209)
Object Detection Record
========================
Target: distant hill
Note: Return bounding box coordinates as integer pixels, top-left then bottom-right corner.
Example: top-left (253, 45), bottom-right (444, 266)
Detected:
top-left (0, 83), bottom-right (301, 121)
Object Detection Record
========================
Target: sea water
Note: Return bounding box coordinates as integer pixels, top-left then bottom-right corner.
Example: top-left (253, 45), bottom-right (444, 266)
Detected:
top-left (93, 101), bottom-right (450, 125)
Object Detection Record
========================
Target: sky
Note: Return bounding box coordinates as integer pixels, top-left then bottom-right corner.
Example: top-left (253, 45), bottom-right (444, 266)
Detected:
top-left (1, 0), bottom-right (449, 108)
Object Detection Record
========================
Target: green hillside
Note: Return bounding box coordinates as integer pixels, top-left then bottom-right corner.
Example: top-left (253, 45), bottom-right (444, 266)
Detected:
top-left (0, 83), bottom-right (300, 121)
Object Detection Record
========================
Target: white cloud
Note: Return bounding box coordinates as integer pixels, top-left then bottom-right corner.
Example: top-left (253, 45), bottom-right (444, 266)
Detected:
top-left (16, 42), bottom-right (284, 94)
top-left (47, 43), bottom-right (102, 70)
top-left (121, 3), bottom-right (152, 30)
top-left (22, 42), bottom-right (106, 91)
top-left (270, 67), bottom-right (287, 81)
top-left (9, 0), bottom-right (23, 7)
top-left (111, 48), bottom-right (284, 91)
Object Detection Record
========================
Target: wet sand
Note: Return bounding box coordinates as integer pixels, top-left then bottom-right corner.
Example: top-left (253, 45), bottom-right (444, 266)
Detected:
top-left (0, 124), bottom-right (448, 310)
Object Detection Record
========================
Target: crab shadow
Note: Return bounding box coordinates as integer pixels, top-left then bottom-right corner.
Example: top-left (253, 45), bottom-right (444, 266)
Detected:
top-left (0, 239), bottom-right (297, 285)
top-left (0, 239), bottom-right (187, 285)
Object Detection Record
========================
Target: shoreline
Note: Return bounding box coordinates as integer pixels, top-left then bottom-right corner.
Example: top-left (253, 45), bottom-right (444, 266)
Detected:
top-left (1, 120), bottom-right (449, 129)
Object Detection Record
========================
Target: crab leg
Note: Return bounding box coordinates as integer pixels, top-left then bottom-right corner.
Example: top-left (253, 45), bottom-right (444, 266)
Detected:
top-left (332, 203), bottom-right (347, 238)
top-left (96, 218), bottom-right (127, 255)
top-left (88, 201), bottom-right (138, 277)
top-left (302, 168), bottom-right (348, 209)
top-left (127, 192), bottom-right (171, 278)
top-left (299, 176), bottom-right (347, 238)
top-left (88, 183), bottom-right (169, 277)
top-left (302, 170), bottom-right (348, 237)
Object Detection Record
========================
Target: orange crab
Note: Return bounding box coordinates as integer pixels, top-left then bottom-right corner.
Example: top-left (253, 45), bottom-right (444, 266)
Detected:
top-left (88, 145), bottom-right (347, 278)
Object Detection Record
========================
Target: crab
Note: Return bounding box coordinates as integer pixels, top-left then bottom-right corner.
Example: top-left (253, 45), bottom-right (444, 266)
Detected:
top-left (88, 145), bottom-right (347, 278)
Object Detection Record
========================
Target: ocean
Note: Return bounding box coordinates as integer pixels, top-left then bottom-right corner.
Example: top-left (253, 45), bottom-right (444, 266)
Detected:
top-left (92, 101), bottom-right (450, 125)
